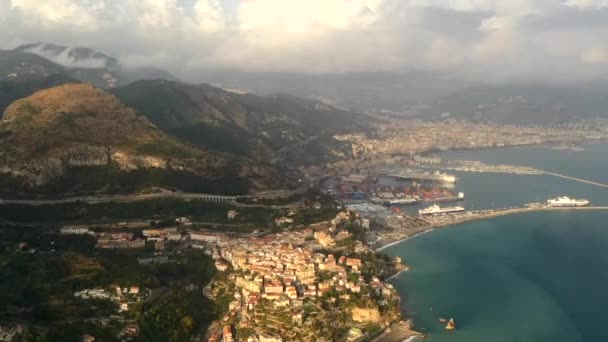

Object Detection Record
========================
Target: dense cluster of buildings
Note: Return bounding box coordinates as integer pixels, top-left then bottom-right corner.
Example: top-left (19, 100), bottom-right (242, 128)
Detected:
top-left (335, 119), bottom-right (608, 160)
top-left (74, 286), bottom-right (142, 313)
top-left (203, 211), bottom-right (401, 342)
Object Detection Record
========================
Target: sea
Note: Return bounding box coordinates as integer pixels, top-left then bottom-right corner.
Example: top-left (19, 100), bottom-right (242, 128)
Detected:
top-left (383, 142), bottom-right (608, 342)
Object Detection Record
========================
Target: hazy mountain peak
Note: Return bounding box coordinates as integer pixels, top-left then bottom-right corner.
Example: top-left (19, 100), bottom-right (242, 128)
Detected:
top-left (15, 42), bottom-right (118, 69)
top-left (12, 42), bottom-right (181, 89)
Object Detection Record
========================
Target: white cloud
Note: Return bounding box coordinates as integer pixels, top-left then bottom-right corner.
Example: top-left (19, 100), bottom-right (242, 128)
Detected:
top-left (565, 0), bottom-right (608, 9)
top-left (1, 0), bottom-right (608, 81)
top-left (194, 0), bottom-right (226, 32)
top-left (581, 46), bottom-right (608, 63)
top-left (9, 0), bottom-right (103, 27)
top-left (23, 44), bottom-right (110, 68)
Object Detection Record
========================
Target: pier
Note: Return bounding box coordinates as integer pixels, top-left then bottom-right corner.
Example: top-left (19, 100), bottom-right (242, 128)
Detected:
top-left (540, 170), bottom-right (608, 189)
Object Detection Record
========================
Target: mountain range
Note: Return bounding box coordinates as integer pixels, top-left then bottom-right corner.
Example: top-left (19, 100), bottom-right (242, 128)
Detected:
top-left (202, 71), bottom-right (608, 124)
top-left (0, 43), bottom-right (372, 196)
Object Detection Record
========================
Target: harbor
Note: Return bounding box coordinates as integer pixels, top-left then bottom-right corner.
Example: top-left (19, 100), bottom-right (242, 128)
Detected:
top-left (322, 151), bottom-right (608, 252)
top-left (314, 143), bottom-right (608, 341)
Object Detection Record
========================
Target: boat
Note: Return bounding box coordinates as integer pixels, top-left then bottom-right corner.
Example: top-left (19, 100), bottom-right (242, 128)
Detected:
top-left (431, 171), bottom-right (457, 183)
top-left (388, 198), bottom-right (419, 205)
top-left (418, 204), bottom-right (465, 215)
top-left (439, 317), bottom-right (447, 323)
top-left (546, 196), bottom-right (590, 207)
top-left (423, 192), bottom-right (464, 203)
top-left (445, 318), bottom-right (456, 330)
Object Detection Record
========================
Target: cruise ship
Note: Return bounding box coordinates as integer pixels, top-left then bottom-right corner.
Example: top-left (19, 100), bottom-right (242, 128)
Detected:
top-left (419, 204), bottom-right (465, 215)
top-left (546, 196), bottom-right (590, 207)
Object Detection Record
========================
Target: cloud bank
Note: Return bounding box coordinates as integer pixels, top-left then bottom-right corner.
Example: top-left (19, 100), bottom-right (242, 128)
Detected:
top-left (2, 0), bottom-right (608, 81)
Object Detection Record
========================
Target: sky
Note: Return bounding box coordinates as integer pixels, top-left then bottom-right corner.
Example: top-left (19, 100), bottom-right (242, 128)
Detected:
top-left (2, 0), bottom-right (608, 81)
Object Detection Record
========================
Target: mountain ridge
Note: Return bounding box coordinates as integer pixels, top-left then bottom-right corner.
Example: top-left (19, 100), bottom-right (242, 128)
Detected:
top-left (111, 79), bottom-right (372, 166)
top-left (0, 83), bottom-right (287, 196)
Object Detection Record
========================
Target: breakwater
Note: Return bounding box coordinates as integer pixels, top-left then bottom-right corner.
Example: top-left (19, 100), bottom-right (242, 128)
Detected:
top-left (376, 206), bottom-right (608, 251)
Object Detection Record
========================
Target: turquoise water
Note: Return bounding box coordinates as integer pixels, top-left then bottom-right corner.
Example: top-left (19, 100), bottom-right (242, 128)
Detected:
top-left (384, 143), bottom-right (608, 342)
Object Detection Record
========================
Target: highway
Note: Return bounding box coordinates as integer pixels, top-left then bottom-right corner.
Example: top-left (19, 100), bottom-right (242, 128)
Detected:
top-left (0, 188), bottom-right (306, 206)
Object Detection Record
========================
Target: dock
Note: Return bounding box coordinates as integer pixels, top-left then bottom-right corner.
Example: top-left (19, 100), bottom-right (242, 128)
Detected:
top-left (540, 170), bottom-right (608, 189)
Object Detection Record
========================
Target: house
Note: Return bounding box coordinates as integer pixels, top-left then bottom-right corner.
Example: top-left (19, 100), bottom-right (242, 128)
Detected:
top-left (167, 232), bottom-right (182, 241)
top-left (313, 231), bottom-right (334, 247)
top-left (142, 229), bottom-right (165, 237)
top-left (361, 219), bottom-right (370, 229)
top-left (258, 334), bottom-right (283, 342)
top-left (275, 217), bottom-right (294, 226)
top-left (346, 258), bottom-right (362, 268)
top-left (215, 260), bottom-right (229, 271)
top-left (60, 226), bottom-right (90, 235)
top-left (264, 282), bottom-right (283, 294)
top-left (222, 325), bottom-right (233, 342)
top-left (137, 256), bottom-right (169, 265)
top-left (190, 232), bottom-right (219, 243)
top-left (335, 230), bottom-right (351, 241)
top-left (285, 285), bottom-right (298, 299)
top-left (82, 335), bottom-right (96, 342)
top-left (292, 310), bottom-right (303, 325)
top-left (347, 327), bottom-right (363, 341)
top-left (274, 295), bottom-right (290, 307)
top-left (227, 210), bottom-right (238, 220)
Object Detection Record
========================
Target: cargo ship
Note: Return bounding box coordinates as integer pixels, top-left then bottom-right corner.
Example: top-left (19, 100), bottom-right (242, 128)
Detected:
top-left (418, 204), bottom-right (465, 215)
top-left (546, 196), bottom-right (590, 207)
top-left (423, 192), bottom-right (464, 203)
top-left (388, 198), bottom-right (420, 205)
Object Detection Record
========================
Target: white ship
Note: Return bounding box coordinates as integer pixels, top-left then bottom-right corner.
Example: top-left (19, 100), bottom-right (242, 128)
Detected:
top-left (431, 171), bottom-right (457, 183)
top-left (418, 204), bottom-right (465, 215)
top-left (389, 198), bottom-right (419, 205)
top-left (546, 196), bottom-right (590, 207)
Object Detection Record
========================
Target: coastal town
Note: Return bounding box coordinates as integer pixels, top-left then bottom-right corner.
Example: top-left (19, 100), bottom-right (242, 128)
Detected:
top-left (2, 117), bottom-right (608, 342)
top-left (201, 214), bottom-right (408, 342)
top-left (32, 165), bottom-right (600, 342)
top-left (18, 204), bottom-right (418, 342)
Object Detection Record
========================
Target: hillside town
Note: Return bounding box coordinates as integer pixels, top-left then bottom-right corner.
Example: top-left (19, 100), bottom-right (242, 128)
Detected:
top-left (49, 205), bottom-right (420, 342)
top-left (201, 211), bottom-right (411, 342)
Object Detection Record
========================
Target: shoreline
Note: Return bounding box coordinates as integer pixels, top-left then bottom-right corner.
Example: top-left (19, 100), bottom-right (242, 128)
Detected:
top-left (376, 228), bottom-right (435, 252)
top-left (375, 205), bottom-right (608, 340)
top-left (375, 206), bottom-right (608, 252)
